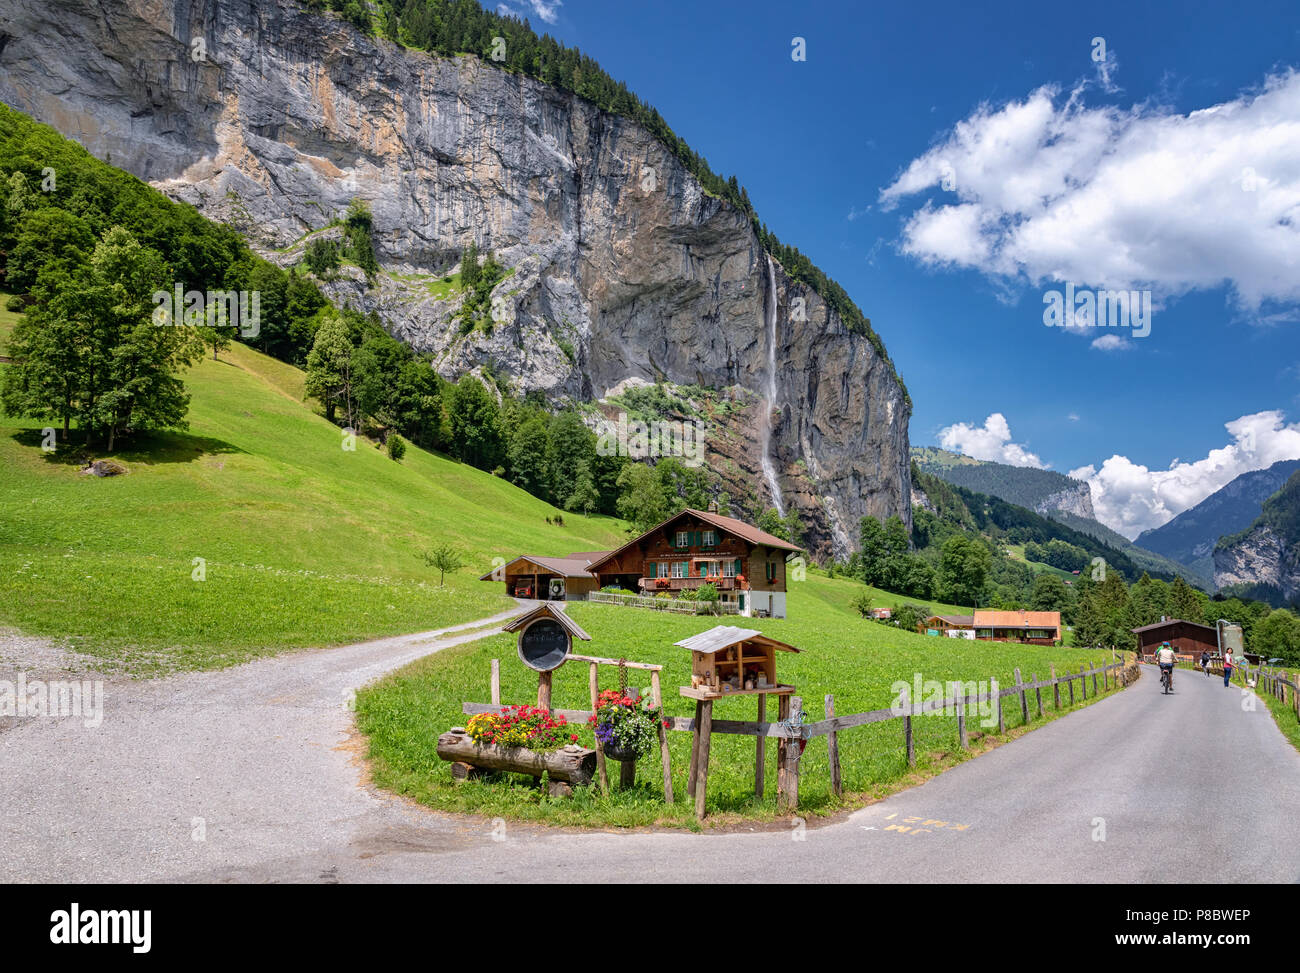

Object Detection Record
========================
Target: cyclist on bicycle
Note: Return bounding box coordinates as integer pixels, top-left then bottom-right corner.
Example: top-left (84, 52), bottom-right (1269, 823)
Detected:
top-left (1155, 641), bottom-right (1176, 690)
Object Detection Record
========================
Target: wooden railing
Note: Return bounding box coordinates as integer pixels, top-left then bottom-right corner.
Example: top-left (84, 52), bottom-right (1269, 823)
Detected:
top-left (464, 654), bottom-right (1138, 817)
top-left (584, 590), bottom-right (739, 614)
top-left (639, 576), bottom-right (739, 592)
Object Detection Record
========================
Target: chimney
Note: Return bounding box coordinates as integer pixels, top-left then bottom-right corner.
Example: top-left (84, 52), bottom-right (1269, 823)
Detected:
top-left (707, 499), bottom-right (718, 513)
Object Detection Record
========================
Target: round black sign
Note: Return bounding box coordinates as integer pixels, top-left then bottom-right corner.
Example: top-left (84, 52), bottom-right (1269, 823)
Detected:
top-left (517, 617), bottom-right (571, 672)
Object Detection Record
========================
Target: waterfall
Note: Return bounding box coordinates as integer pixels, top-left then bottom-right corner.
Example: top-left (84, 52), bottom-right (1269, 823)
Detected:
top-left (760, 254), bottom-right (785, 517)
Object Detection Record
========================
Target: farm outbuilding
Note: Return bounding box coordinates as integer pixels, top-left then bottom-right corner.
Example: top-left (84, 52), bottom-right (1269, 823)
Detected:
top-left (1131, 618), bottom-right (1220, 661)
top-left (478, 553), bottom-right (608, 601)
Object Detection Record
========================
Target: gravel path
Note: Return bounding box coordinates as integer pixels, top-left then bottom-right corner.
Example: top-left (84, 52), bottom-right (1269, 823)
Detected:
top-left (4, 623), bottom-right (1298, 883)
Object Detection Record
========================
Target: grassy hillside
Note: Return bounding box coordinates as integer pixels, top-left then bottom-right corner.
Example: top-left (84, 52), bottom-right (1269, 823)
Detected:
top-left (357, 576), bottom-right (1120, 827)
top-left (1047, 510), bottom-right (1208, 588)
top-left (0, 334), bottom-right (624, 674)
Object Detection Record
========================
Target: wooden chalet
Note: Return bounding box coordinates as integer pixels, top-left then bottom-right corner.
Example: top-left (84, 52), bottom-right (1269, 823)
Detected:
top-left (972, 610), bottom-right (1061, 645)
top-left (584, 508), bottom-right (802, 619)
top-left (919, 614), bottom-right (975, 637)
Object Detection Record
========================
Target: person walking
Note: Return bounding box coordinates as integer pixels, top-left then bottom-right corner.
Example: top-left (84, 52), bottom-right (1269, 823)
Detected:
top-left (1200, 650), bottom-right (1211, 676)
top-left (1222, 650), bottom-right (1234, 687)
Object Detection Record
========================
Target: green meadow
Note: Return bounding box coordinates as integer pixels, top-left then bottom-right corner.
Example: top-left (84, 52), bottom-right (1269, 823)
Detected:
top-left (356, 574), bottom-right (1125, 828)
top-left (0, 327), bottom-right (623, 674)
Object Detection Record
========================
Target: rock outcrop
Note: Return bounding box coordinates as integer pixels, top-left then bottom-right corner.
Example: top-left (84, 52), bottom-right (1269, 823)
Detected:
top-left (1214, 525), bottom-right (1299, 603)
top-left (1034, 482), bottom-right (1095, 521)
top-left (0, 0), bottom-right (912, 559)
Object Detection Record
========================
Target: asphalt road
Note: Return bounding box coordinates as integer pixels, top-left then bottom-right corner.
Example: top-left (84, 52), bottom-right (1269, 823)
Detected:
top-left (3, 615), bottom-right (1299, 884)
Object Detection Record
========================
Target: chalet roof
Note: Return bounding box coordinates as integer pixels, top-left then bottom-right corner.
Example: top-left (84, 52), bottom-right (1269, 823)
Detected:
top-left (476, 553), bottom-right (607, 581)
top-left (927, 614), bottom-right (975, 626)
top-left (501, 602), bottom-right (592, 641)
top-left (973, 610), bottom-right (1062, 630)
top-left (586, 507), bottom-right (801, 574)
top-left (674, 625), bottom-right (801, 655)
top-left (1130, 618), bottom-right (1218, 636)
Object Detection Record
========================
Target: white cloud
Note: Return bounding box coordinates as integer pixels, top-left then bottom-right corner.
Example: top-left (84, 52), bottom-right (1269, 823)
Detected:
top-left (1090, 334), bottom-right (1132, 351)
top-left (1070, 410), bottom-right (1300, 538)
top-left (879, 70), bottom-right (1300, 314)
top-left (938, 413), bottom-right (1047, 468)
top-left (497, 0), bottom-right (562, 23)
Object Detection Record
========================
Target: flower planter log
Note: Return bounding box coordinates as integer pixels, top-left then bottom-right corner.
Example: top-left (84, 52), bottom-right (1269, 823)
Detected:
top-left (437, 729), bottom-right (597, 786)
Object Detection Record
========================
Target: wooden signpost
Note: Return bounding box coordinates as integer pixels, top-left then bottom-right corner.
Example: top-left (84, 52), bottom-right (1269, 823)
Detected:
top-left (503, 602), bottom-right (591, 709)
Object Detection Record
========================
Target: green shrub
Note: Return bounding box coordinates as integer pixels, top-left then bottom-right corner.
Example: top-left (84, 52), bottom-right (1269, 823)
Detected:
top-left (386, 433), bottom-right (406, 461)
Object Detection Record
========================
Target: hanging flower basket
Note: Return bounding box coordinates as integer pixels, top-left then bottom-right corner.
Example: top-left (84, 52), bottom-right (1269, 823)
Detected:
top-left (601, 739), bottom-right (640, 762)
top-left (588, 688), bottom-right (663, 763)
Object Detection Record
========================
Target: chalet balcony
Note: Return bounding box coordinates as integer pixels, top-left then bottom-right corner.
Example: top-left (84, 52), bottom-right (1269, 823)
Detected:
top-left (639, 576), bottom-right (740, 592)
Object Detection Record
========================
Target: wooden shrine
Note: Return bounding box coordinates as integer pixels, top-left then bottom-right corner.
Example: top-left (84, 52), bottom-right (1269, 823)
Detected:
top-left (676, 626), bottom-right (801, 819)
top-left (679, 626), bottom-right (799, 700)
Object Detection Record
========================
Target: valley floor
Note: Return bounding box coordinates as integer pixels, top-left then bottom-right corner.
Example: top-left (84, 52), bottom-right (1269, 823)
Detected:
top-left (5, 607), bottom-right (1298, 884)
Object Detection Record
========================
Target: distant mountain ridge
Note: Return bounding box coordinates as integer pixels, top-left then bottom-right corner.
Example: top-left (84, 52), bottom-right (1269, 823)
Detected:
top-left (911, 447), bottom-right (1094, 518)
top-left (1213, 469), bottom-right (1300, 607)
top-left (913, 445), bottom-right (1208, 587)
top-left (1136, 458), bottom-right (1300, 586)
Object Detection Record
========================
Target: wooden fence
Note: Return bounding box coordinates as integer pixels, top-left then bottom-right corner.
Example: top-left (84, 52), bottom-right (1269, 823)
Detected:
top-left (1257, 666), bottom-right (1300, 726)
top-left (463, 654), bottom-right (1138, 818)
top-left (584, 590), bottom-right (739, 615)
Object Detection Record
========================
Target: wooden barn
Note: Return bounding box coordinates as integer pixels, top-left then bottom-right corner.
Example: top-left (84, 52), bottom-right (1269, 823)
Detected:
top-left (584, 508), bottom-right (802, 618)
top-left (478, 552), bottom-right (608, 601)
top-left (1131, 618), bottom-right (1220, 661)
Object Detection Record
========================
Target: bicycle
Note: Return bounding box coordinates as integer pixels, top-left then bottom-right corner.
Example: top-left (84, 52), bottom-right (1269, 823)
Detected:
top-left (1160, 666), bottom-right (1173, 694)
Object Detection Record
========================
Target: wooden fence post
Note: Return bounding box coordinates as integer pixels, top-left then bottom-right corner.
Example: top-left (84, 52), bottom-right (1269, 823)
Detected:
top-left (490, 659), bottom-right (500, 705)
top-left (956, 692), bottom-right (969, 750)
top-left (996, 681), bottom-right (1005, 735)
top-left (777, 696), bottom-right (802, 814)
top-left (686, 700), bottom-right (703, 799)
top-left (537, 670), bottom-right (552, 710)
top-left (1034, 673), bottom-right (1043, 718)
top-left (693, 700), bottom-right (713, 820)
top-left (903, 685), bottom-right (916, 768)
top-left (1080, 666), bottom-right (1088, 701)
top-left (589, 662), bottom-right (608, 795)
top-left (1068, 675), bottom-right (1075, 706)
top-left (826, 694), bottom-right (842, 800)
top-left (1015, 668), bottom-right (1029, 724)
top-left (650, 670), bottom-right (672, 802)
top-left (1051, 664), bottom-right (1060, 709)
top-left (755, 693), bottom-right (767, 798)
top-left (776, 694), bottom-right (790, 802)
top-left (1092, 665), bottom-right (1099, 697)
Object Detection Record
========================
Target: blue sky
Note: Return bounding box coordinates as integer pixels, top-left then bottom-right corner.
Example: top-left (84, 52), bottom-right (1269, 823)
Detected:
top-left (496, 0), bottom-right (1300, 536)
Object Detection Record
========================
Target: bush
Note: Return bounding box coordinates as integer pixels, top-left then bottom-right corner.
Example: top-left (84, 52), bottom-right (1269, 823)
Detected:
top-left (851, 589), bottom-right (873, 618)
top-left (4, 294), bottom-right (25, 312)
top-left (386, 433), bottom-right (406, 461)
top-left (887, 602), bottom-right (930, 633)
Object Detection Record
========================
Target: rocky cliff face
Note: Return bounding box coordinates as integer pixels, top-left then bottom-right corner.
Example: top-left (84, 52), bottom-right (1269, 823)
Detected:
top-left (0, 0), bottom-right (912, 559)
top-left (1034, 482), bottom-right (1095, 521)
top-left (1214, 526), bottom-right (1300, 603)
